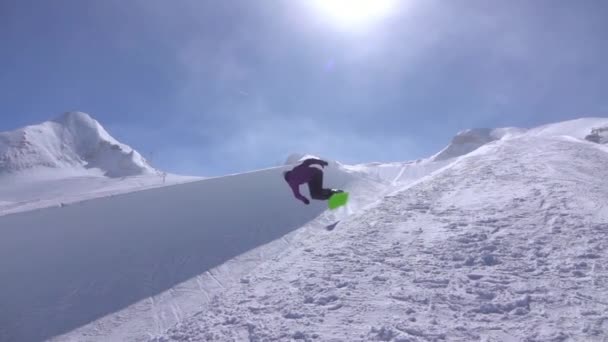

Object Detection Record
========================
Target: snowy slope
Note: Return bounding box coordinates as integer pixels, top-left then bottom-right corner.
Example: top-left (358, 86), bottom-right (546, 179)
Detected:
top-left (344, 159), bottom-right (451, 187)
top-left (149, 122), bottom-right (608, 341)
top-left (3, 117), bottom-right (608, 341)
top-left (0, 160), bottom-right (389, 342)
top-left (0, 112), bottom-right (154, 177)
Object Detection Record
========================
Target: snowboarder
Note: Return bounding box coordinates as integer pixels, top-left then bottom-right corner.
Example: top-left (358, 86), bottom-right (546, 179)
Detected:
top-left (283, 158), bottom-right (343, 205)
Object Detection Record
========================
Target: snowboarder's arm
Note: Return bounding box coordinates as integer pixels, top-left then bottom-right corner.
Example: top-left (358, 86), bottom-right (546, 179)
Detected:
top-left (290, 183), bottom-right (310, 204)
top-left (301, 158), bottom-right (328, 167)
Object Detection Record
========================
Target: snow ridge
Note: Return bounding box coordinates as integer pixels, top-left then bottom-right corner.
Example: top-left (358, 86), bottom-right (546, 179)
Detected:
top-left (431, 127), bottom-right (523, 161)
top-left (430, 118), bottom-right (608, 162)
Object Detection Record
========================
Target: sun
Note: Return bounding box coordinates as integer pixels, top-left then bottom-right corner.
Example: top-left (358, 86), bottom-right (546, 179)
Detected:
top-left (310, 0), bottom-right (397, 30)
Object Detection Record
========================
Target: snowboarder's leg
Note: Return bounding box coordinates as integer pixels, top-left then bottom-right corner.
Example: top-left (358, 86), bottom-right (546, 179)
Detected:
top-left (309, 169), bottom-right (340, 200)
top-left (308, 169), bottom-right (326, 200)
top-left (320, 189), bottom-right (335, 199)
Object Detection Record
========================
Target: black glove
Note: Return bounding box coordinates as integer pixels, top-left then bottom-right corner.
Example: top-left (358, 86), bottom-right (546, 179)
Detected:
top-left (302, 198), bottom-right (310, 205)
top-left (320, 160), bottom-right (329, 168)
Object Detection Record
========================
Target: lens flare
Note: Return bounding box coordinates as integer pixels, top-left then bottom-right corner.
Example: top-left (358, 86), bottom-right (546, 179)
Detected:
top-left (310, 0), bottom-right (397, 30)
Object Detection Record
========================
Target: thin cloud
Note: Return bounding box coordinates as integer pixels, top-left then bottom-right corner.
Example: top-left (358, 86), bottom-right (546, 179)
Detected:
top-left (130, 0), bottom-right (608, 175)
top-left (206, 114), bottom-right (418, 171)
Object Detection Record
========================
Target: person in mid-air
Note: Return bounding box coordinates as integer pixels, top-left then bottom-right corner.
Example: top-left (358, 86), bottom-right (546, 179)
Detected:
top-left (283, 158), bottom-right (342, 205)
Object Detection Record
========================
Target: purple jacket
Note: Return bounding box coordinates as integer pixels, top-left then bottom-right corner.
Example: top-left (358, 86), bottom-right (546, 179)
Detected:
top-left (285, 158), bottom-right (327, 202)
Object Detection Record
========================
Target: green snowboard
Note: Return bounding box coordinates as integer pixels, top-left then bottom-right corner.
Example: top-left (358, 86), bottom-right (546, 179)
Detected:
top-left (328, 192), bottom-right (349, 210)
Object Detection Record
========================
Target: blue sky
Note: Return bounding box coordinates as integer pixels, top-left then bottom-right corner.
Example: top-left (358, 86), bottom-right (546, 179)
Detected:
top-left (1, 0), bottom-right (607, 176)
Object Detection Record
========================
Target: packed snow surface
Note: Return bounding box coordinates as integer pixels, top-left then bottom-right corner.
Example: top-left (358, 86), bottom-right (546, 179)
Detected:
top-left (1, 117), bottom-right (608, 341)
top-left (0, 157), bottom-right (388, 342)
top-left (147, 121), bottom-right (608, 342)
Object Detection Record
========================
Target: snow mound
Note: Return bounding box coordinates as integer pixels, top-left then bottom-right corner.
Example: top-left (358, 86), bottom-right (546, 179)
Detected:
top-left (431, 127), bottom-right (523, 161)
top-left (527, 117), bottom-right (608, 140)
top-left (431, 118), bottom-right (608, 162)
top-left (0, 112), bottom-right (155, 178)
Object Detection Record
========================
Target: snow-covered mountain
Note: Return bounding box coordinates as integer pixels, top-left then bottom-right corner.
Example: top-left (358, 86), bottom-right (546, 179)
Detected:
top-left (0, 112), bottom-right (201, 216)
top-left (0, 111), bottom-right (155, 178)
top-left (1, 117), bottom-right (608, 341)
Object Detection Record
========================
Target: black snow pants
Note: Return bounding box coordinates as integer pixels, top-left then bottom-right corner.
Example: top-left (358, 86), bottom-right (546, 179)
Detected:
top-left (308, 168), bottom-right (335, 200)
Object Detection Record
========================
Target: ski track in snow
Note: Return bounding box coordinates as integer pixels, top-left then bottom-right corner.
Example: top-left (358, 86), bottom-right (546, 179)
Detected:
top-left (152, 136), bottom-right (608, 342)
